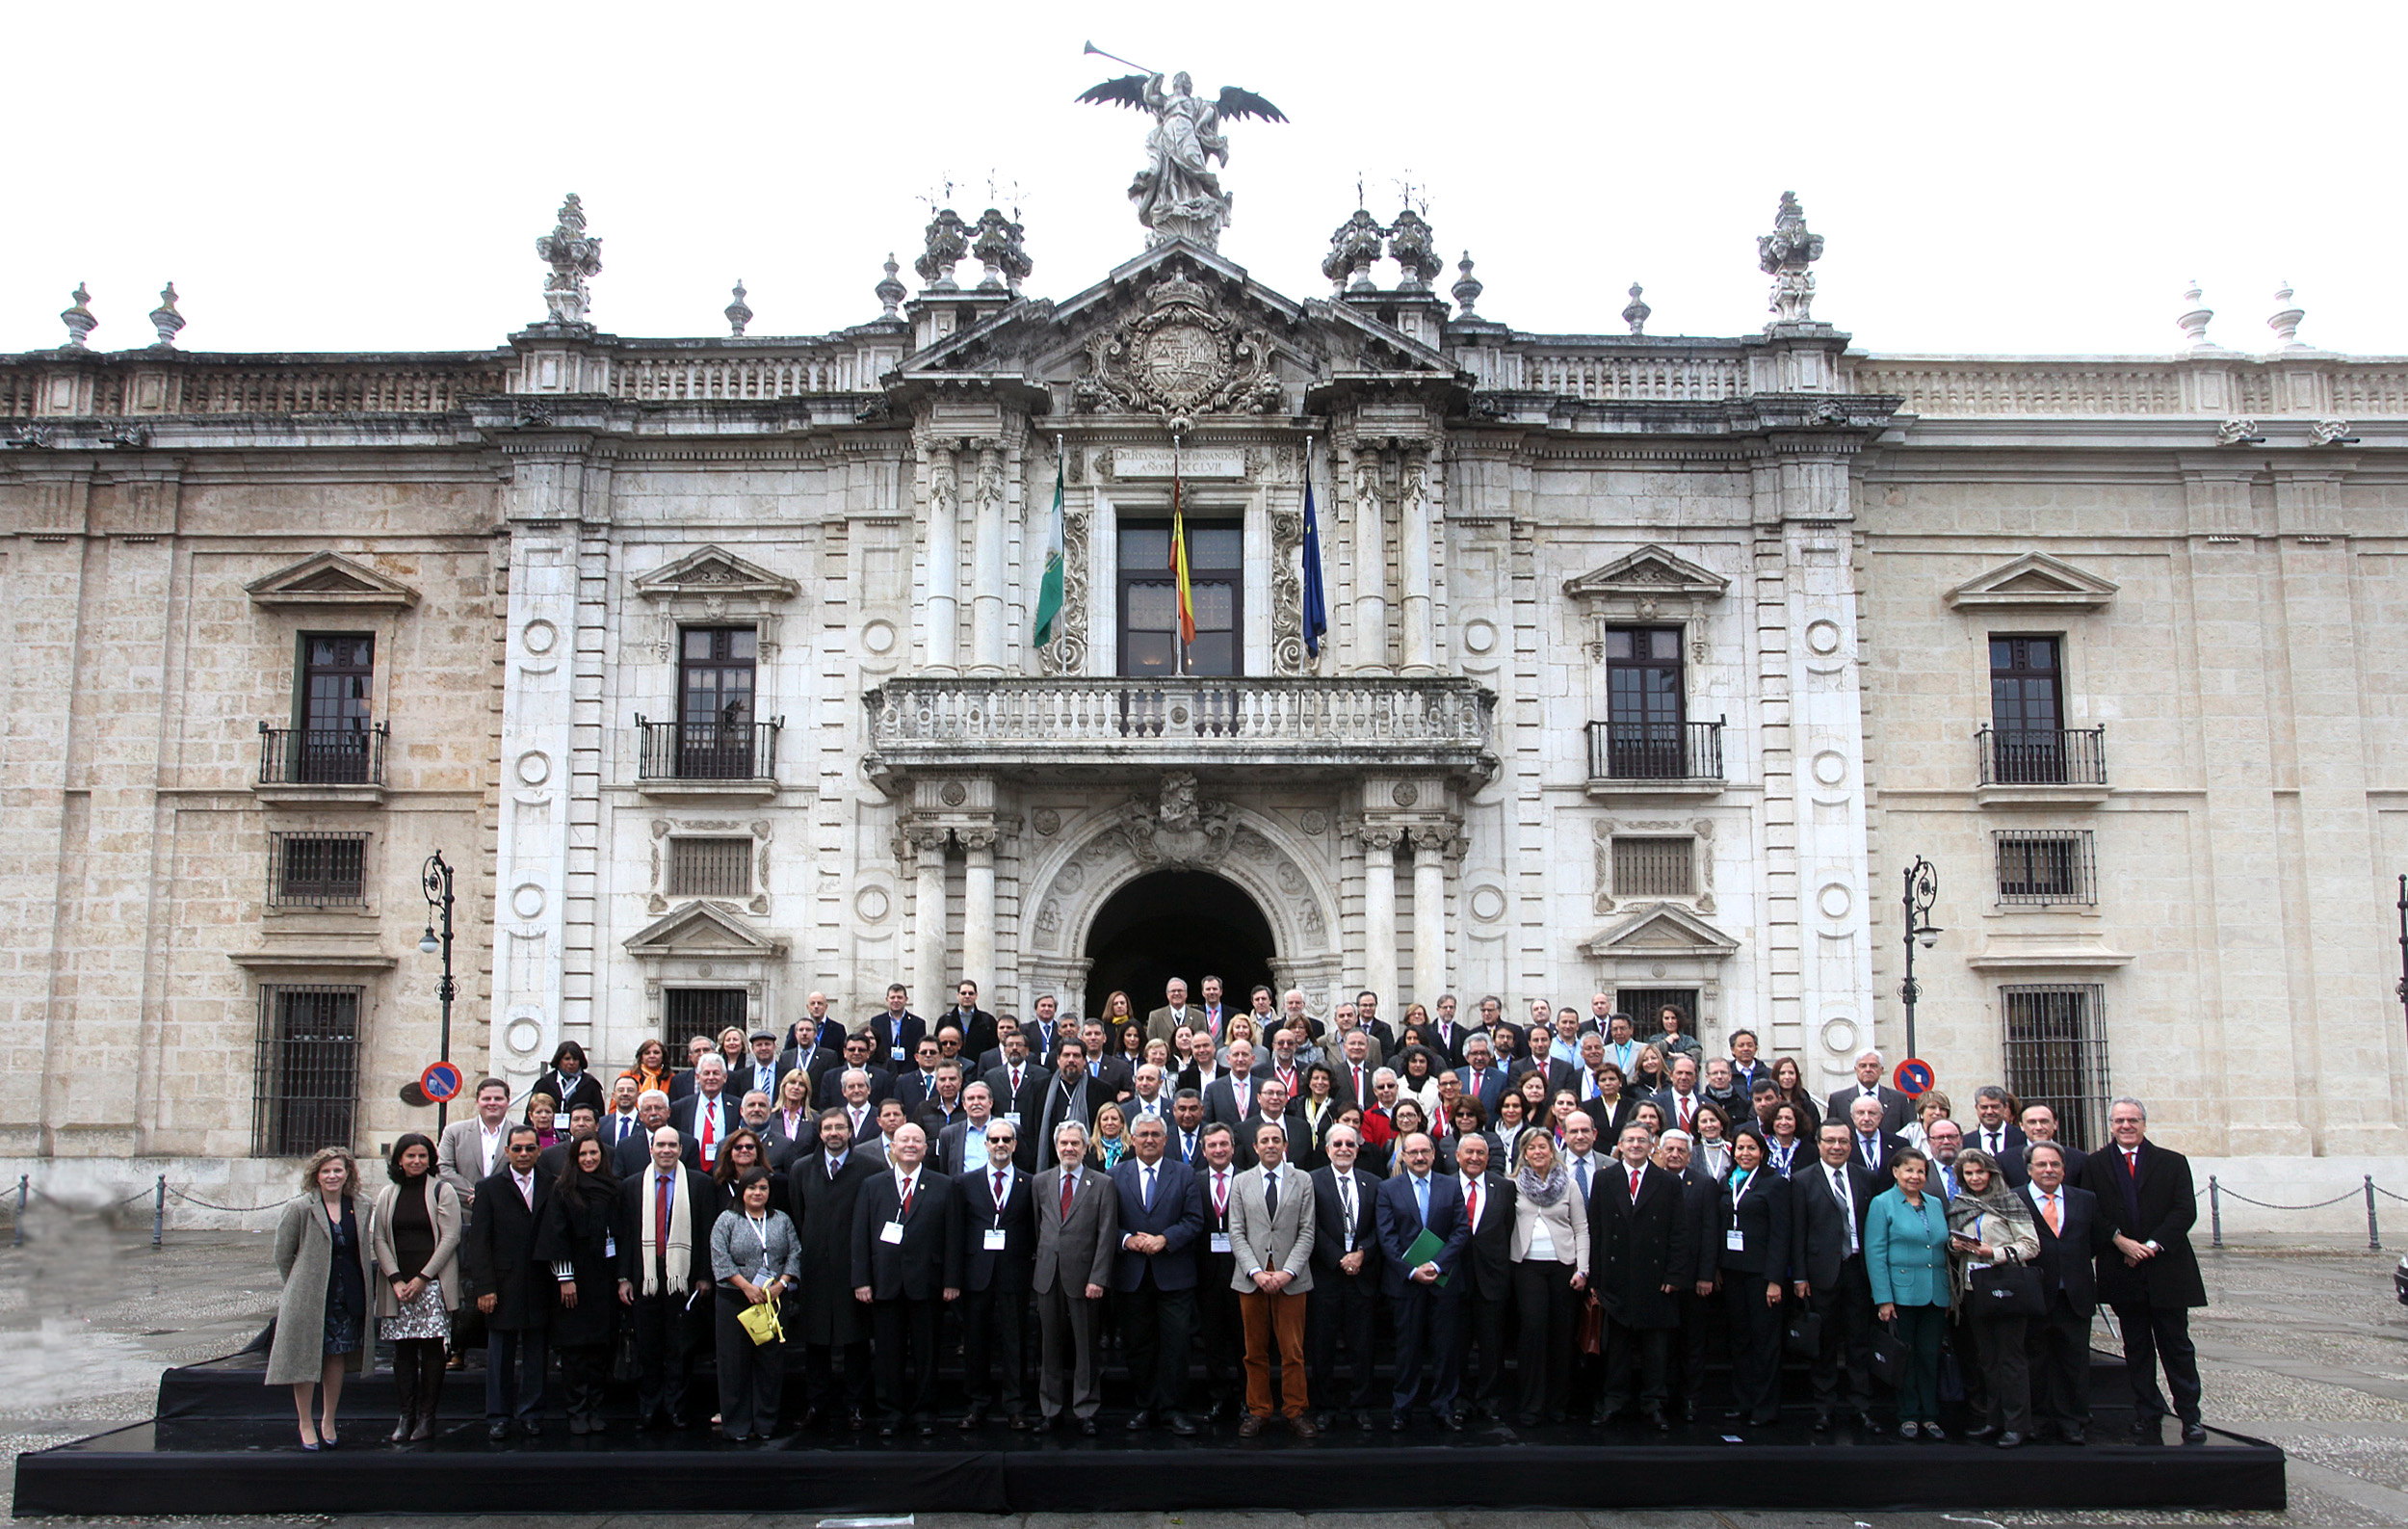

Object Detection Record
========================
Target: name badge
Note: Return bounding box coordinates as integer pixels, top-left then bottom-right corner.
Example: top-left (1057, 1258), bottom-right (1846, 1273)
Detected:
top-left (1003, 1111), bottom-right (1022, 1127)
top-left (1725, 1229), bottom-right (1747, 1252)
top-left (880, 1221), bottom-right (905, 1245)
top-left (983, 1227), bottom-right (1008, 1251)
top-left (604, 1234), bottom-right (617, 1258)
top-left (1210, 1231), bottom-right (1233, 1253)
top-left (891, 1046), bottom-right (906, 1062)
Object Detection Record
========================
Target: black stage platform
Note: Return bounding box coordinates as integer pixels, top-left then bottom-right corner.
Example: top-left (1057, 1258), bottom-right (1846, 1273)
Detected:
top-left (13, 1351), bottom-right (2286, 1516)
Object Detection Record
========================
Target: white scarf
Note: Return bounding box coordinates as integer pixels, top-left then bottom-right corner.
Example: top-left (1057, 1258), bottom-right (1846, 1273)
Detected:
top-left (639, 1165), bottom-right (694, 1296)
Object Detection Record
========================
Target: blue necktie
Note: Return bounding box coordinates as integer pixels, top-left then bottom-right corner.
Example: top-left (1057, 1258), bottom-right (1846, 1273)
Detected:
top-left (1413, 1174), bottom-right (1429, 1223)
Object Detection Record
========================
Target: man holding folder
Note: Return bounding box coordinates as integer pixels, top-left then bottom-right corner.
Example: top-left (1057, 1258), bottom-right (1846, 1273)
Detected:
top-left (1374, 1131), bottom-right (1471, 1430)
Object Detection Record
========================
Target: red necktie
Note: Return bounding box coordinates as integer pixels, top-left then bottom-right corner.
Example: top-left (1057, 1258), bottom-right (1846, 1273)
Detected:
top-left (700, 1106), bottom-right (716, 1159)
top-left (1059, 1172), bottom-right (1074, 1220)
top-left (1352, 1066), bottom-right (1366, 1101)
top-left (1680, 1098), bottom-right (1694, 1131)
top-left (900, 1174), bottom-right (916, 1218)
top-left (2126, 1150), bottom-right (2138, 1177)
top-left (1465, 1180), bottom-right (1479, 1226)
top-left (1629, 1167), bottom-right (1641, 1199)
top-left (994, 1168), bottom-right (1006, 1206)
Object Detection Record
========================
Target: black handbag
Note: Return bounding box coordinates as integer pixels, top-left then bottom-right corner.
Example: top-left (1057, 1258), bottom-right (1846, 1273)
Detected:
top-left (1968, 1262), bottom-right (2047, 1316)
top-left (1783, 1309), bottom-right (1822, 1358)
top-left (1869, 1323), bottom-right (1910, 1389)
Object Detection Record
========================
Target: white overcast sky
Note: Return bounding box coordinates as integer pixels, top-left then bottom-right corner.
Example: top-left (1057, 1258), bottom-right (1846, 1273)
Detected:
top-left (8, 0), bottom-right (2403, 359)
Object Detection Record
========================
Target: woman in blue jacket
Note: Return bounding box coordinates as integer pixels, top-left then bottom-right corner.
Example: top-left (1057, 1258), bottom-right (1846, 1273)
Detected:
top-left (1865, 1145), bottom-right (1954, 1437)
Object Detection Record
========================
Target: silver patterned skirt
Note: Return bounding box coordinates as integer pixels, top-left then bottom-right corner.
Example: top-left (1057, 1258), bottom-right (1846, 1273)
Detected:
top-left (378, 1279), bottom-right (451, 1343)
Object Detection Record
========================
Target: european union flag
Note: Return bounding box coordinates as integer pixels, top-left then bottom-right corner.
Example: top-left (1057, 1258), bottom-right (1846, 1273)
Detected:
top-left (1300, 470), bottom-right (1328, 659)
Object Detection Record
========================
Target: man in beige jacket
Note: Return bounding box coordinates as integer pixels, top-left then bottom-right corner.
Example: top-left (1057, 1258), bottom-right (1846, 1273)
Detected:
top-left (1228, 1119), bottom-right (1317, 1436)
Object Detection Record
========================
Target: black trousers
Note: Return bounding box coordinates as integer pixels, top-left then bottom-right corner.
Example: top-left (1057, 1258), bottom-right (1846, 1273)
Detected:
top-left (1510, 1259), bottom-right (1576, 1421)
top-left (625, 1290), bottom-right (695, 1422)
top-left (714, 1292), bottom-right (785, 1437)
top-left (1389, 1284), bottom-right (1459, 1418)
top-left (1950, 1302), bottom-right (1990, 1415)
top-left (802, 1339), bottom-right (872, 1417)
top-left (959, 1283), bottom-right (1030, 1410)
top-left (1723, 1270), bottom-right (1786, 1420)
top-left (1452, 1283), bottom-right (1510, 1414)
top-left (1969, 1311), bottom-right (2030, 1434)
top-left (554, 1341), bottom-right (611, 1426)
top-left (2026, 1294), bottom-right (2093, 1430)
top-left (483, 1325), bottom-right (547, 1422)
top-left (1308, 1273), bottom-right (1381, 1412)
top-left (1117, 1279), bottom-right (1196, 1415)
top-left (2111, 1301), bottom-right (2202, 1424)
top-left (872, 1295), bottom-right (944, 1421)
top-left (1192, 1253), bottom-right (1240, 1406)
top-left (1601, 1317), bottom-right (1670, 1413)
top-left (1668, 1286), bottom-right (1718, 1406)
top-left (1807, 1256), bottom-right (1874, 1411)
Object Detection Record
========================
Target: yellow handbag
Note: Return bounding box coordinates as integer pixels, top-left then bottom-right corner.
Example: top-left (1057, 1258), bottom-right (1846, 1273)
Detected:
top-left (736, 1294), bottom-right (784, 1346)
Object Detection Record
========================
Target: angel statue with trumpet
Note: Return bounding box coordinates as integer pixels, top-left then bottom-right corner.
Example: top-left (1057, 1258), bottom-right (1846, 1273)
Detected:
top-left (1078, 43), bottom-right (1286, 250)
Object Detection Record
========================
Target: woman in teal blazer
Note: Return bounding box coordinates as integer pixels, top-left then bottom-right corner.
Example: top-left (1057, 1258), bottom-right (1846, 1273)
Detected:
top-left (1865, 1146), bottom-right (1954, 1437)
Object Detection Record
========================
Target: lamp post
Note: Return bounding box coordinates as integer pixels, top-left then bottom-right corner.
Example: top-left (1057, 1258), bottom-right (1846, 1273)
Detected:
top-left (1899, 857), bottom-right (1942, 1061)
top-left (419, 850), bottom-right (457, 1130)
top-left (2395, 875), bottom-right (2408, 1059)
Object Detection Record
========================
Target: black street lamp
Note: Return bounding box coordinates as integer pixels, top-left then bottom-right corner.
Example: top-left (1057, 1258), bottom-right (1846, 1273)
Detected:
top-left (2395, 875), bottom-right (2408, 1059)
top-left (1899, 857), bottom-right (1942, 1061)
top-left (419, 850), bottom-right (458, 1130)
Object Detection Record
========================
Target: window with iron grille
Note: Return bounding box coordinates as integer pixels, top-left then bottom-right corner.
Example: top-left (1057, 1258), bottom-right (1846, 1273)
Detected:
top-left (667, 836), bottom-right (754, 898)
top-left (1611, 836), bottom-right (1696, 897)
top-left (2002, 983), bottom-right (2109, 1149)
top-left (1994, 830), bottom-right (2095, 907)
top-left (253, 985), bottom-right (362, 1156)
top-left (268, 831), bottom-right (369, 907)
top-left (667, 988), bottom-right (750, 1037)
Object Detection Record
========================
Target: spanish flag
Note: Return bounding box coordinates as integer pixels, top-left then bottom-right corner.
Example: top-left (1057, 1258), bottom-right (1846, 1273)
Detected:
top-left (1169, 465), bottom-right (1195, 647)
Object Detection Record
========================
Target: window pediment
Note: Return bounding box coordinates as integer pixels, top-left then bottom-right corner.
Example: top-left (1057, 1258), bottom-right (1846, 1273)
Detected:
top-left (633, 546), bottom-right (801, 604)
top-left (1946, 552), bottom-right (2118, 611)
top-left (246, 552), bottom-right (421, 610)
top-left (1580, 901), bottom-right (1739, 961)
top-left (621, 899), bottom-right (788, 959)
top-left (1562, 545), bottom-right (1731, 603)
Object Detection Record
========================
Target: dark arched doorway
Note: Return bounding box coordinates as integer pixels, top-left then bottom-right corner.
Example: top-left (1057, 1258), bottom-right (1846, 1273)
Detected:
top-left (1084, 869), bottom-right (1275, 1024)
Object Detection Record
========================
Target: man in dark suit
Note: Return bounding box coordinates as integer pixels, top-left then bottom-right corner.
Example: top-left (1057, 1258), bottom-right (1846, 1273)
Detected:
top-left (815, 1032), bottom-right (895, 1110)
top-left (535, 1103), bottom-right (601, 1178)
top-left (935, 1081), bottom-right (1000, 1174)
top-left (1169, 1091), bottom-right (1207, 1166)
top-left (1726, 1028), bottom-right (1771, 1100)
top-left (891, 1038), bottom-right (948, 1116)
top-left (613, 1125), bottom-right (718, 1430)
top-left (1447, 1131), bottom-right (1517, 1423)
top-left (1590, 1122), bottom-right (1683, 1431)
top-left (1845, 1094), bottom-right (1906, 1178)
top-left (2081, 1097), bottom-right (2209, 1443)
top-left (1454, 1036), bottom-right (1511, 1118)
top-left (598, 1074), bottom-right (647, 1154)
top-left (982, 1031), bottom-right (1049, 1168)
top-left (851, 1122), bottom-right (961, 1436)
top-left (1793, 1120), bottom-right (1883, 1434)
top-left (953, 1118), bottom-right (1035, 1430)
top-left (612, 1090), bottom-right (687, 1177)
top-left (1034, 1040), bottom-right (1112, 1171)
top-left (1032, 1119), bottom-right (1119, 1434)
top-left (1331, 1030), bottom-right (1380, 1115)
top-left (1826, 1049), bottom-right (1913, 1136)
top-left (460, 1125), bottom-right (554, 1438)
top-left (1078, 1019), bottom-right (1136, 1100)
top-left (1514, 1024), bottom-right (1580, 1098)
top-left (2000, 1102), bottom-right (2088, 1188)
top-left (865, 983), bottom-right (926, 1070)
top-left (1308, 1121), bottom-right (1385, 1430)
top-left (1374, 1130), bottom-right (1470, 1429)
top-left (1187, 1122), bottom-right (1245, 1419)
top-left (790, 1111), bottom-right (879, 1430)
top-left (1967, 1086), bottom-right (2029, 1164)
top-left (1234, 1077), bottom-right (1307, 1172)
top-left (1656, 1129), bottom-right (1720, 1421)
top-left (776, 999), bottom-right (840, 1083)
top-left (2023, 1140), bottom-right (2112, 1443)
top-left (1112, 1113), bottom-right (1206, 1435)
top-left (936, 980), bottom-right (999, 1065)
top-left (729, 1028), bottom-right (784, 1103)
top-left (1653, 1054), bottom-right (1712, 1141)
top-left (1023, 992), bottom-right (1072, 1068)
top-left (1204, 1041), bottom-right (1263, 1129)
top-left (669, 1056), bottom-right (740, 1173)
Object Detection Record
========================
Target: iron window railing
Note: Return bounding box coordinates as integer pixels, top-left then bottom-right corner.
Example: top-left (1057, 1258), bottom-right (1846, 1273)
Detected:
top-left (636, 715), bottom-right (782, 780)
top-left (258, 722), bottom-right (388, 785)
top-left (1977, 725), bottom-right (2106, 787)
top-left (252, 985), bottom-right (362, 1156)
top-left (1586, 718), bottom-right (1724, 782)
top-left (2002, 983), bottom-right (2109, 1148)
top-left (268, 831), bottom-right (369, 907)
top-left (1994, 830), bottom-right (2096, 907)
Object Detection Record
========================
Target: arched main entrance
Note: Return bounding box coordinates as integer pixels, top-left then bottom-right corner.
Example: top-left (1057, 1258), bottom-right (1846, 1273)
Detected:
top-left (1083, 869), bottom-right (1274, 1022)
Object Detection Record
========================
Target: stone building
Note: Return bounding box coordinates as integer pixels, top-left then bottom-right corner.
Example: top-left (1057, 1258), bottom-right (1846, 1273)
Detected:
top-left (3, 189), bottom-right (2403, 1197)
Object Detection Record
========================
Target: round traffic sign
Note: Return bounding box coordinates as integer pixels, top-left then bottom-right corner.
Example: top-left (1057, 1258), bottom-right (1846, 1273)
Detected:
top-left (1894, 1058), bottom-right (1936, 1096)
top-left (420, 1061), bottom-right (465, 1103)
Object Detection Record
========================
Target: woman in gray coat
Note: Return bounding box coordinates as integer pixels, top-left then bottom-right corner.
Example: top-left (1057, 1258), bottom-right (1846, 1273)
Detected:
top-left (270, 1147), bottom-right (375, 1449)
top-left (709, 1166), bottom-right (802, 1440)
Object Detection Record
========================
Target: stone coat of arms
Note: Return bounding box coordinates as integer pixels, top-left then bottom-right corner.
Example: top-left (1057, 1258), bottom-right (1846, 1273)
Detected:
top-left (1077, 274), bottom-right (1282, 415)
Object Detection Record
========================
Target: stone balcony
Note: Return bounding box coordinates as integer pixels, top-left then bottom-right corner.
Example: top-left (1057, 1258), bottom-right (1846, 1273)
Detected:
top-left (863, 675), bottom-right (1497, 788)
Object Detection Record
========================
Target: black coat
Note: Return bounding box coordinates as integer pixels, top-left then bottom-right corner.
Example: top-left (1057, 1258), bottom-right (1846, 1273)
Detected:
top-left (1790, 1158), bottom-right (1880, 1292)
top-left (1308, 1164), bottom-right (1385, 1280)
top-left (611, 1165), bottom-right (719, 1293)
top-left (459, 1167), bottom-right (555, 1330)
top-left (1453, 1171), bottom-right (1517, 1301)
top-left (851, 1170), bottom-right (964, 1300)
top-left (1589, 1162), bottom-right (1683, 1329)
top-left (529, 1068), bottom-right (606, 1120)
top-left (865, 1011), bottom-right (928, 1068)
top-left (954, 1164), bottom-right (1037, 1292)
top-left (930, 1006), bottom-right (997, 1061)
top-left (2025, 1181), bottom-right (2112, 1317)
top-left (1033, 1074), bottom-right (1113, 1170)
top-left (1998, 1139), bottom-right (2087, 1188)
top-left (815, 1065), bottom-right (896, 1111)
top-left (613, 1127), bottom-right (694, 1179)
top-left (533, 1179), bottom-right (620, 1348)
top-left (2080, 1139), bottom-right (2207, 1309)
top-left (1826, 1083), bottom-right (1913, 1136)
top-left (789, 1149), bottom-right (881, 1344)
top-left (1718, 1164), bottom-right (1792, 1279)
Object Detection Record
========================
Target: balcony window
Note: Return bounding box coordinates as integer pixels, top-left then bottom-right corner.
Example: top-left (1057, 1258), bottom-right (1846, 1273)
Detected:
top-left (674, 626), bottom-right (761, 777)
top-left (1119, 521), bottom-right (1242, 677)
top-left (285, 634), bottom-right (378, 783)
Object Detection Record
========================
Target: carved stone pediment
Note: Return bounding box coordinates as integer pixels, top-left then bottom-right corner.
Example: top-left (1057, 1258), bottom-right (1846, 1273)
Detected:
top-left (1562, 545), bottom-right (1731, 602)
top-left (622, 899), bottom-right (788, 958)
top-left (1580, 902), bottom-right (1740, 961)
top-left (1076, 274), bottom-right (1281, 417)
top-left (1945, 551), bottom-right (2118, 610)
top-left (246, 552), bottom-right (421, 609)
top-left (633, 545), bottom-right (801, 603)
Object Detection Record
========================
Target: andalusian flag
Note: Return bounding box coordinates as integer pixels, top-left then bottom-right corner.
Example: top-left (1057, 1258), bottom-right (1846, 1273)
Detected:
top-left (1169, 465), bottom-right (1196, 647)
top-left (1033, 444), bottom-right (1066, 647)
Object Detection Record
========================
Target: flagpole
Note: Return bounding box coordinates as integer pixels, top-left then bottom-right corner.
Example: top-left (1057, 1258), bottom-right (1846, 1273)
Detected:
top-left (1172, 429), bottom-right (1185, 678)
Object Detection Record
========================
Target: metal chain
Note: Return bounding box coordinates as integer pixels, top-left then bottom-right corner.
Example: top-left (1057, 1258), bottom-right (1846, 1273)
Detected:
top-left (162, 1184), bottom-right (292, 1214)
top-left (2212, 1186), bottom-right (2365, 1211)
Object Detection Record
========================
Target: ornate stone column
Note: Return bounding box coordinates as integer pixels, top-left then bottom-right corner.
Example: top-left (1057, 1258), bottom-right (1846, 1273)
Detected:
top-left (1349, 448), bottom-right (1389, 672)
top-left (1410, 825), bottom-right (1452, 1011)
top-left (969, 439), bottom-right (1007, 673)
top-left (1398, 446), bottom-right (1437, 673)
top-left (960, 826), bottom-right (998, 998)
top-left (909, 824), bottom-right (952, 1020)
top-left (1360, 825), bottom-right (1399, 1008)
top-left (923, 440), bottom-right (961, 671)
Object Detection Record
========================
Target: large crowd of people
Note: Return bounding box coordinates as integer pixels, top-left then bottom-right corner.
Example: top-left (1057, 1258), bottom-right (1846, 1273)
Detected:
top-left (267, 980), bottom-right (2208, 1454)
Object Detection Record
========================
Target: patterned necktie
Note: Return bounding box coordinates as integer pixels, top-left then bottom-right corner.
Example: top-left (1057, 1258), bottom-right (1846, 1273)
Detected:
top-left (993, 1168), bottom-right (1006, 1208)
top-left (1060, 1172), bottom-right (1073, 1221)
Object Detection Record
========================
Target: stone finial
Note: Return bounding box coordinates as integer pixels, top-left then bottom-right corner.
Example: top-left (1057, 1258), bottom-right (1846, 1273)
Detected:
top-left (2267, 280), bottom-right (2307, 352)
top-left (1387, 208), bottom-right (1442, 291)
top-left (2176, 281), bottom-right (2214, 351)
top-left (724, 280), bottom-right (752, 338)
top-left (1623, 282), bottom-right (1652, 336)
top-left (1451, 251), bottom-right (1482, 315)
top-left (1756, 191), bottom-right (1825, 326)
top-left (1322, 208), bottom-right (1384, 294)
top-left (60, 283), bottom-right (96, 350)
top-left (915, 208), bottom-right (969, 291)
top-left (875, 253), bottom-right (906, 318)
top-left (970, 207), bottom-right (1034, 295)
top-left (147, 282), bottom-right (185, 349)
top-left (535, 194), bottom-right (604, 326)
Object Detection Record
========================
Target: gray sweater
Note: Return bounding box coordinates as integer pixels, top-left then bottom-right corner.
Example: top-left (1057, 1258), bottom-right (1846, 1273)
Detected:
top-left (709, 1207), bottom-right (802, 1286)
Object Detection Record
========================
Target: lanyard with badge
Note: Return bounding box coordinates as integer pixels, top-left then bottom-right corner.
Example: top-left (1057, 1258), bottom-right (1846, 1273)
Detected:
top-left (1210, 1173), bottom-right (1233, 1252)
top-left (983, 1171), bottom-right (1010, 1252)
top-left (1726, 1168), bottom-right (1754, 1252)
top-left (882, 1176), bottom-right (914, 1244)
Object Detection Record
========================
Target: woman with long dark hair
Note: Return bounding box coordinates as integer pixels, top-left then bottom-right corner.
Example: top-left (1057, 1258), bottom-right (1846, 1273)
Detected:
top-left (369, 1133), bottom-right (459, 1443)
top-left (535, 1134), bottom-right (619, 1434)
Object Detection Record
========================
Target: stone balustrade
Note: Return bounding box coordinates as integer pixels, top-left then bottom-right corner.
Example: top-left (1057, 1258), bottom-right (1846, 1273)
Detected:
top-left (607, 344), bottom-right (893, 402)
top-left (0, 354), bottom-right (508, 417)
top-left (1847, 355), bottom-right (2408, 417)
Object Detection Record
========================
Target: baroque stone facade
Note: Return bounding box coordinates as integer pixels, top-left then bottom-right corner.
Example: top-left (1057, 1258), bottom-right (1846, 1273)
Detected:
top-left (3, 193), bottom-right (2404, 1170)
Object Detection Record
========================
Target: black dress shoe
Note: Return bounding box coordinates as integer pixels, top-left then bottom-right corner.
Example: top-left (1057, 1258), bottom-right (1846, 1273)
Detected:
top-left (520, 1418), bottom-right (541, 1437)
top-left (878, 1421), bottom-right (900, 1437)
top-left (1006, 1411), bottom-right (1030, 1431)
top-left (958, 1408), bottom-right (984, 1431)
top-left (1857, 1410), bottom-right (1885, 1436)
top-left (1722, 1408), bottom-right (1747, 1422)
top-left (2182, 1421), bottom-right (2209, 1444)
top-left (1354, 1410), bottom-right (1374, 1432)
top-left (1080, 1418), bottom-right (1099, 1437)
top-left (919, 1420), bottom-right (936, 1437)
top-left (1750, 1410), bottom-right (1781, 1428)
top-left (485, 1420), bottom-right (510, 1440)
top-left (666, 1412), bottom-right (690, 1431)
top-left (1127, 1410), bottom-right (1156, 1432)
top-left (849, 1410), bottom-right (868, 1433)
top-left (1812, 1410), bottom-right (1832, 1433)
top-left (2062, 1427), bottom-right (2086, 1447)
top-left (1996, 1431), bottom-right (2025, 1448)
top-left (1166, 1411), bottom-right (1198, 1437)
top-left (1647, 1410), bottom-right (1671, 1434)
top-left (1440, 1411), bottom-right (1465, 1432)
top-left (1965, 1422), bottom-right (2000, 1439)
top-left (1391, 1412), bottom-right (1410, 1432)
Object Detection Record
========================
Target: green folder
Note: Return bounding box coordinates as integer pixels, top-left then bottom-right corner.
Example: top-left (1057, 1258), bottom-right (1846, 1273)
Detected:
top-left (1402, 1226), bottom-right (1451, 1287)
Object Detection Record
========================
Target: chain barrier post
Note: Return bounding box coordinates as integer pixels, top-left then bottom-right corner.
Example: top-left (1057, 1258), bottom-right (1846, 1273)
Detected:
top-left (12, 1174), bottom-right (23, 1247)
top-left (2209, 1175), bottom-right (2222, 1250)
top-left (153, 1174), bottom-right (167, 1248)
top-left (2369, 1175), bottom-right (2381, 1252)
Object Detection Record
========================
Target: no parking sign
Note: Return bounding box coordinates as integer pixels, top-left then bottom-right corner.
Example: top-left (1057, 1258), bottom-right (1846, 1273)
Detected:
top-left (1893, 1058), bottom-right (1935, 1097)
top-left (420, 1060), bottom-right (464, 1103)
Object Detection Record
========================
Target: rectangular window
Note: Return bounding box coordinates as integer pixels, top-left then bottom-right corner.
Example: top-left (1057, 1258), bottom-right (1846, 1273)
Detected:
top-left (1614, 989), bottom-right (1697, 1038)
top-left (666, 988), bottom-right (750, 1038)
top-left (667, 836), bottom-right (754, 899)
top-left (1118, 520), bottom-right (1243, 676)
top-left (296, 634), bottom-right (376, 783)
top-left (252, 985), bottom-right (362, 1155)
top-left (1994, 830), bottom-right (2095, 907)
top-left (2002, 983), bottom-right (2109, 1148)
top-left (1988, 635), bottom-right (2064, 734)
top-left (677, 626), bottom-right (759, 777)
top-left (1611, 836), bottom-right (1695, 897)
top-left (268, 831), bottom-right (369, 907)
top-left (1601, 625), bottom-right (1688, 777)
